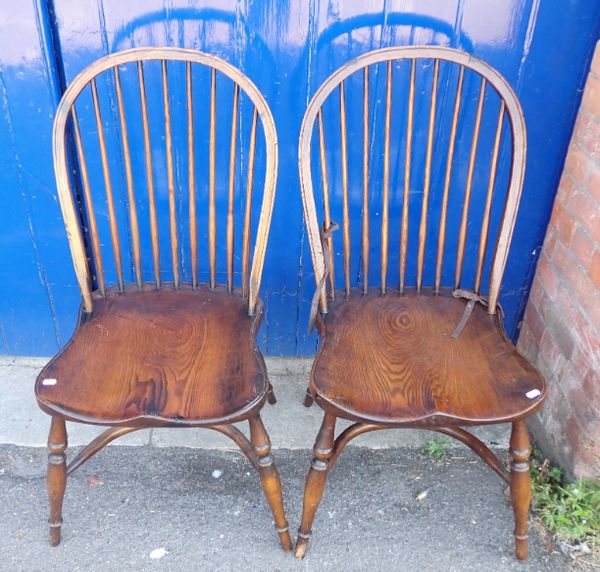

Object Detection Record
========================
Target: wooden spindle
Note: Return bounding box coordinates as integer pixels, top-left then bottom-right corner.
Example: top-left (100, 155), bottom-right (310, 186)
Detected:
top-left (90, 78), bottom-right (124, 291)
top-left (242, 107), bottom-right (258, 299)
top-left (318, 111), bottom-right (334, 302)
top-left (114, 65), bottom-right (142, 288)
top-left (162, 60), bottom-right (179, 288)
top-left (362, 66), bottom-right (369, 294)
top-left (474, 101), bottom-right (505, 293)
top-left (209, 67), bottom-right (217, 289)
top-left (455, 77), bottom-right (486, 289)
top-left (187, 61), bottom-right (197, 288)
top-left (416, 59), bottom-right (439, 292)
top-left (400, 59), bottom-right (415, 295)
top-left (339, 81), bottom-right (350, 297)
top-left (435, 66), bottom-right (464, 294)
top-left (71, 109), bottom-right (105, 296)
top-left (381, 61), bottom-right (392, 294)
top-left (137, 61), bottom-right (160, 288)
top-left (227, 84), bottom-right (239, 293)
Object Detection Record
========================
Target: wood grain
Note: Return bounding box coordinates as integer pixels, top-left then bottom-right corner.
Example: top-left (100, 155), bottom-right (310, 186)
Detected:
top-left (311, 289), bottom-right (545, 425)
top-left (36, 286), bottom-right (268, 426)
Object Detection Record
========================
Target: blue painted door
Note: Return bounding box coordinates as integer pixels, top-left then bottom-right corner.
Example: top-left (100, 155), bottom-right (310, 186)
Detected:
top-left (1, 1), bottom-right (598, 355)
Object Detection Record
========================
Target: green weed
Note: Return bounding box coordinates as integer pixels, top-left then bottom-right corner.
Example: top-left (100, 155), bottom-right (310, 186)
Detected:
top-left (419, 438), bottom-right (451, 461)
top-left (530, 449), bottom-right (599, 553)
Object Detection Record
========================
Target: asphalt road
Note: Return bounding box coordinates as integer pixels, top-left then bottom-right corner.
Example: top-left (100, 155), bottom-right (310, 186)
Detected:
top-left (0, 445), bottom-right (570, 571)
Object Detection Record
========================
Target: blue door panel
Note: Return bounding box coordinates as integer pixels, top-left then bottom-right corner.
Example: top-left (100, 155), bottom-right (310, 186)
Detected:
top-left (0, 0), bottom-right (598, 355)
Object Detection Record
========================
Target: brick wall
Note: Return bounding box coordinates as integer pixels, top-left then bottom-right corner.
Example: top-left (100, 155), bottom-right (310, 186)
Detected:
top-left (518, 41), bottom-right (600, 480)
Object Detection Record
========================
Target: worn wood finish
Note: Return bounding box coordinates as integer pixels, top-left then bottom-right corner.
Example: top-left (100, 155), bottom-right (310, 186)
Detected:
top-left (47, 417), bottom-right (67, 547)
top-left (297, 47), bottom-right (545, 561)
top-left (510, 420), bottom-right (532, 560)
top-left (41, 48), bottom-right (286, 550)
top-left (36, 287), bottom-right (268, 426)
top-left (311, 289), bottom-right (544, 425)
top-left (295, 413), bottom-right (336, 559)
top-left (249, 415), bottom-right (293, 551)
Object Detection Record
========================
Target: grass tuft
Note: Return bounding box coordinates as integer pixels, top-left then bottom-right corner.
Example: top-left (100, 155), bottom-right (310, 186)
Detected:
top-left (419, 438), bottom-right (451, 461)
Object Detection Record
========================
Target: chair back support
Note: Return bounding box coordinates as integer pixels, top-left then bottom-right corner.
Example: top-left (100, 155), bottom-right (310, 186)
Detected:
top-left (53, 47), bottom-right (277, 316)
top-left (299, 46), bottom-right (526, 314)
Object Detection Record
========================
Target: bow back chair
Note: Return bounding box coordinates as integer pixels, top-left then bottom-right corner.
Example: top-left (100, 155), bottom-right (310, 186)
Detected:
top-left (35, 47), bottom-right (291, 551)
top-left (296, 46), bottom-right (546, 560)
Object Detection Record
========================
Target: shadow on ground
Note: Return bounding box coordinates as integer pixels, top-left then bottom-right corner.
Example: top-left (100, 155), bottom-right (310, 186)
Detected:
top-left (0, 445), bottom-right (569, 571)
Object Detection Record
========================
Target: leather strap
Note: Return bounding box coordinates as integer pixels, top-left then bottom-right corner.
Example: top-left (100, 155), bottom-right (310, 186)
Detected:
top-left (450, 288), bottom-right (488, 338)
top-left (308, 222), bottom-right (339, 333)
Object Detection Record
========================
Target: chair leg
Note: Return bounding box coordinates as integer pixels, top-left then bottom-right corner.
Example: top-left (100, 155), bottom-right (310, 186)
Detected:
top-left (267, 383), bottom-right (277, 405)
top-left (47, 416), bottom-right (68, 546)
top-left (510, 420), bottom-right (531, 561)
top-left (295, 413), bottom-right (336, 559)
top-left (303, 387), bottom-right (314, 407)
top-left (248, 414), bottom-right (292, 552)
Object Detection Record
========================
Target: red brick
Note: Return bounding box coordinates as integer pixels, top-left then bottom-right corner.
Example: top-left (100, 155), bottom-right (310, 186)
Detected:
top-left (536, 256), bottom-right (560, 300)
top-left (523, 299), bottom-right (545, 343)
top-left (588, 167), bottom-right (600, 206)
top-left (539, 331), bottom-right (565, 376)
top-left (566, 191), bottom-right (600, 243)
top-left (563, 147), bottom-right (590, 189)
top-left (544, 228), bottom-right (559, 259)
top-left (570, 228), bottom-right (595, 269)
top-left (550, 201), bottom-right (577, 245)
top-left (573, 110), bottom-right (600, 161)
top-left (553, 254), bottom-right (600, 321)
top-left (581, 367), bottom-right (600, 405)
top-left (589, 249), bottom-right (600, 289)
top-left (591, 41), bottom-right (600, 79)
top-left (556, 174), bottom-right (577, 207)
top-left (581, 73), bottom-right (600, 119)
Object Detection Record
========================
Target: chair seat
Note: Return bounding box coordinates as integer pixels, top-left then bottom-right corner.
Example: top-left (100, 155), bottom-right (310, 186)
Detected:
top-left (35, 285), bottom-right (268, 426)
top-left (311, 289), bottom-right (545, 426)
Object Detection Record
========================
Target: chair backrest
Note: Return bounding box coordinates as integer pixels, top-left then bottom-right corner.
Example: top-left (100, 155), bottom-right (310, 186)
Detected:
top-left (299, 46), bottom-right (526, 315)
top-left (53, 47), bottom-right (277, 316)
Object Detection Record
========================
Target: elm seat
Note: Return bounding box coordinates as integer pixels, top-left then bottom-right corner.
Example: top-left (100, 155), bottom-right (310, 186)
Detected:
top-left (36, 286), bottom-right (268, 426)
top-left (311, 289), bottom-right (545, 426)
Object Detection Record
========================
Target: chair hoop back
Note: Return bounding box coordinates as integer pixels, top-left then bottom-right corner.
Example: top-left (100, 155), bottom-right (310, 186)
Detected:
top-left (53, 47), bottom-right (278, 316)
top-left (299, 46), bottom-right (526, 314)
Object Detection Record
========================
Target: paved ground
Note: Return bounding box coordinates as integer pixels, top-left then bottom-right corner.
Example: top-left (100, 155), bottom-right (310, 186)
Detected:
top-left (0, 445), bottom-right (570, 572)
top-left (0, 356), bottom-right (571, 570)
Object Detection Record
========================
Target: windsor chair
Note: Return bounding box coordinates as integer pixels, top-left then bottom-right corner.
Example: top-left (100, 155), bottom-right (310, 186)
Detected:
top-left (35, 47), bottom-right (291, 551)
top-left (296, 46), bottom-right (546, 560)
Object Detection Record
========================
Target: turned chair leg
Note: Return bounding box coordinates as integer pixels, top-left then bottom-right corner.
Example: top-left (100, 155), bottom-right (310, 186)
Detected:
top-left (248, 415), bottom-right (292, 551)
top-left (295, 413), bottom-right (336, 559)
top-left (47, 416), bottom-right (68, 546)
top-left (510, 420), bottom-right (531, 561)
top-left (267, 383), bottom-right (277, 405)
top-left (303, 387), bottom-right (314, 408)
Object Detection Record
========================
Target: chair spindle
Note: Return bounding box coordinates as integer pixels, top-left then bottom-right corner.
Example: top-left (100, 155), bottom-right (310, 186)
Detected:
top-left (400, 59), bottom-right (416, 295)
top-left (227, 84), bottom-right (239, 293)
top-left (416, 59), bottom-right (439, 292)
top-left (137, 61), bottom-right (161, 288)
top-left (162, 61), bottom-right (179, 288)
top-left (242, 107), bottom-right (258, 299)
top-left (339, 80), bottom-right (350, 297)
top-left (455, 77), bottom-right (486, 289)
top-left (91, 78), bottom-right (124, 291)
top-left (435, 66), bottom-right (464, 294)
top-left (71, 109), bottom-right (105, 296)
top-left (114, 66), bottom-right (142, 288)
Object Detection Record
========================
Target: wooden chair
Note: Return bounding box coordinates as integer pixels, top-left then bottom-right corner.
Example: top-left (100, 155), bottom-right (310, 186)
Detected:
top-left (36, 47), bottom-right (292, 551)
top-left (296, 46), bottom-right (546, 560)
